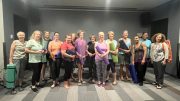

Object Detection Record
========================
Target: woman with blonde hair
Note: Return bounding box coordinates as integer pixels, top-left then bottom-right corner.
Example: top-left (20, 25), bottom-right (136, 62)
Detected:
top-left (150, 33), bottom-right (169, 89)
top-left (25, 30), bottom-right (45, 92)
top-left (95, 32), bottom-right (109, 86)
top-left (9, 31), bottom-right (27, 93)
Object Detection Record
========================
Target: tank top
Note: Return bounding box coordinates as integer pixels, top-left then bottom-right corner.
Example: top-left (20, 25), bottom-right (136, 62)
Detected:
top-left (13, 40), bottom-right (27, 59)
top-left (134, 44), bottom-right (144, 62)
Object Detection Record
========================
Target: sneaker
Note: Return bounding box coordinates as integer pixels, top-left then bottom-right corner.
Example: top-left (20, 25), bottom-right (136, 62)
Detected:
top-left (51, 84), bottom-right (55, 88)
top-left (92, 79), bottom-right (96, 84)
top-left (152, 82), bottom-right (157, 85)
top-left (31, 86), bottom-right (38, 92)
top-left (78, 81), bottom-right (82, 86)
top-left (97, 81), bottom-right (101, 87)
top-left (102, 82), bottom-right (106, 87)
top-left (81, 80), bottom-right (86, 84)
top-left (139, 82), bottom-right (143, 86)
top-left (112, 81), bottom-right (117, 85)
top-left (18, 86), bottom-right (24, 91)
top-left (11, 89), bottom-right (17, 95)
top-left (156, 84), bottom-right (162, 89)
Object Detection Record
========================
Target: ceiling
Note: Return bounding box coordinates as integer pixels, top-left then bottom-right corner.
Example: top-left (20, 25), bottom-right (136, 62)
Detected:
top-left (22, 0), bottom-right (172, 11)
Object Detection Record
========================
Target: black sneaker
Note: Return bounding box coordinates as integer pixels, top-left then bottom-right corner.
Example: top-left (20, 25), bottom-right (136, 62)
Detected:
top-left (31, 86), bottom-right (38, 92)
top-left (139, 82), bottom-right (143, 86)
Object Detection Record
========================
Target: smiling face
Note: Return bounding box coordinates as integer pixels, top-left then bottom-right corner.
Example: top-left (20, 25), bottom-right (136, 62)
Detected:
top-left (156, 34), bottom-right (162, 42)
top-left (134, 36), bottom-right (139, 43)
top-left (17, 32), bottom-right (25, 41)
top-left (142, 32), bottom-right (148, 40)
top-left (123, 30), bottom-right (128, 38)
top-left (34, 31), bottom-right (41, 41)
top-left (44, 31), bottom-right (50, 39)
top-left (79, 32), bottom-right (84, 39)
top-left (54, 32), bottom-right (59, 40)
top-left (90, 35), bottom-right (96, 42)
top-left (108, 32), bottom-right (114, 40)
top-left (66, 35), bottom-right (72, 43)
top-left (98, 32), bottom-right (104, 41)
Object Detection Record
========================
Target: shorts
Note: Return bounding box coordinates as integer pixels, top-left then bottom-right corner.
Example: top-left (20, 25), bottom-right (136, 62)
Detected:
top-left (118, 54), bottom-right (130, 65)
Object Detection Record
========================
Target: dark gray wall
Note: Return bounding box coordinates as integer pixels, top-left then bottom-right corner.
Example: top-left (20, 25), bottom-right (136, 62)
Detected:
top-left (30, 10), bottom-right (149, 41)
top-left (152, 0), bottom-right (180, 76)
top-left (3, 0), bottom-right (29, 64)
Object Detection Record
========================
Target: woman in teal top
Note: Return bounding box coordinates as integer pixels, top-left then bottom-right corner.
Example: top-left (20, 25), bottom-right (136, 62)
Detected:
top-left (25, 30), bottom-right (46, 92)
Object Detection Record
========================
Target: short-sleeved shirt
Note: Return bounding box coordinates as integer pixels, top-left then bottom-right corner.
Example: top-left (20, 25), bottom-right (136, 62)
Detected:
top-left (26, 39), bottom-right (43, 63)
top-left (13, 40), bottom-right (27, 60)
top-left (61, 42), bottom-right (75, 61)
top-left (106, 39), bottom-right (117, 59)
top-left (87, 41), bottom-right (95, 54)
top-left (41, 38), bottom-right (51, 62)
top-left (48, 40), bottom-right (62, 58)
top-left (75, 38), bottom-right (87, 57)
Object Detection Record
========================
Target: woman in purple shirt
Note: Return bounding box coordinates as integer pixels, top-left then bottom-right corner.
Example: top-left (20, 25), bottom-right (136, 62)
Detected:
top-left (75, 30), bottom-right (87, 86)
top-left (95, 32), bottom-right (109, 87)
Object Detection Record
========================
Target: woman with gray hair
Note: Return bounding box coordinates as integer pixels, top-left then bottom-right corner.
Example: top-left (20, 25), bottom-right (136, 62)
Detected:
top-left (9, 31), bottom-right (27, 93)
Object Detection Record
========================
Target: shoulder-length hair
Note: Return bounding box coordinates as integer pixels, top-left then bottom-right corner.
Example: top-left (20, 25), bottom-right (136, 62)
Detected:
top-left (30, 30), bottom-right (43, 44)
top-left (151, 33), bottom-right (166, 43)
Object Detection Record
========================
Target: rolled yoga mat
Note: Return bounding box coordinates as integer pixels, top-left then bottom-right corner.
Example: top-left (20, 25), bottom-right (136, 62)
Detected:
top-left (109, 42), bottom-right (118, 63)
top-left (96, 46), bottom-right (109, 64)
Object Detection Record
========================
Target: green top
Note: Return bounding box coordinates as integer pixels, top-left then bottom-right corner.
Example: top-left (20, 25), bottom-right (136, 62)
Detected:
top-left (41, 38), bottom-right (50, 62)
top-left (26, 39), bottom-right (43, 63)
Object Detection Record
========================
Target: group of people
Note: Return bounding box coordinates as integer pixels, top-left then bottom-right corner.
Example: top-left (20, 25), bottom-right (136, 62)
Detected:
top-left (9, 29), bottom-right (172, 93)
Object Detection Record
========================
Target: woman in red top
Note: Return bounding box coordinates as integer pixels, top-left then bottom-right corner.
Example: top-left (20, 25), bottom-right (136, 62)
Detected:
top-left (61, 34), bottom-right (76, 88)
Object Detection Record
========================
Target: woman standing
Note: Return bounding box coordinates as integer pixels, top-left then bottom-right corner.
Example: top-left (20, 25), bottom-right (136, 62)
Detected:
top-left (132, 36), bottom-right (147, 86)
top-left (9, 31), bottom-right (27, 93)
top-left (106, 31), bottom-right (118, 85)
top-left (95, 32), bottom-right (109, 86)
top-left (48, 32), bottom-right (63, 88)
top-left (61, 35), bottom-right (76, 88)
top-left (75, 30), bottom-right (87, 86)
top-left (87, 35), bottom-right (96, 83)
top-left (118, 30), bottom-right (131, 80)
top-left (141, 32), bottom-right (152, 80)
top-left (25, 30), bottom-right (44, 92)
top-left (150, 33), bottom-right (168, 89)
top-left (41, 31), bottom-right (51, 82)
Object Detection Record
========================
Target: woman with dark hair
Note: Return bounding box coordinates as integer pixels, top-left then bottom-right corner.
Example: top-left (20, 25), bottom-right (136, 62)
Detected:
top-left (132, 36), bottom-right (147, 86)
top-left (61, 35), bottom-right (76, 88)
top-left (150, 33), bottom-right (169, 89)
top-left (86, 34), bottom-right (96, 83)
top-left (48, 32), bottom-right (63, 88)
top-left (75, 30), bottom-right (87, 86)
top-left (141, 32), bottom-right (152, 80)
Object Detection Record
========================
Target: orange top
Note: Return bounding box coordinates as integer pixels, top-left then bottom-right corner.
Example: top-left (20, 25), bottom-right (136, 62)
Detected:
top-left (48, 40), bottom-right (63, 58)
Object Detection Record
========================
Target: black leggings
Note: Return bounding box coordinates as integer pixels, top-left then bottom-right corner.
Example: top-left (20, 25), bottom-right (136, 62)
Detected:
top-left (51, 58), bottom-right (62, 81)
top-left (87, 56), bottom-right (96, 79)
top-left (107, 59), bottom-right (116, 73)
top-left (64, 60), bottom-right (73, 81)
top-left (135, 62), bottom-right (145, 83)
top-left (29, 62), bottom-right (42, 86)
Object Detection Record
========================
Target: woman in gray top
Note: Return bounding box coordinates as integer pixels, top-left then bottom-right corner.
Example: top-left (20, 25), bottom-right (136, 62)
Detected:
top-left (9, 31), bottom-right (27, 93)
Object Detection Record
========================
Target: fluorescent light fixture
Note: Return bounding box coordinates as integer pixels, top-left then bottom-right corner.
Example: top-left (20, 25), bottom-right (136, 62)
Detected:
top-left (105, 0), bottom-right (111, 10)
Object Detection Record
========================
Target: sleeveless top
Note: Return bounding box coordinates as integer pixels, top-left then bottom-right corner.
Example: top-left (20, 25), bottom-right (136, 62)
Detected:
top-left (106, 39), bottom-right (117, 59)
top-left (134, 44), bottom-right (144, 62)
top-left (119, 38), bottom-right (131, 54)
top-left (95, 41), bottom-right (108, 61)
top-left (13, 40), bottom-right (27, 60)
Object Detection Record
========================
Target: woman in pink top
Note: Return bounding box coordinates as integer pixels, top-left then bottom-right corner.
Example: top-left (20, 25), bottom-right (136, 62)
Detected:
top-left (95, 32), bottom-right (109, 87)
top-left (48, 32), bottom-right (63, 88)
top-left (75, 30), bottom-right (87, 86)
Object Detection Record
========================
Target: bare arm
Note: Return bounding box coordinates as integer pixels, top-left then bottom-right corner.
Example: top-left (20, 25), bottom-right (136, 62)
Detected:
top-left (9, 41), bottom-right (16, 64)
top-left (142, 43), bottom-right (147, 64)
